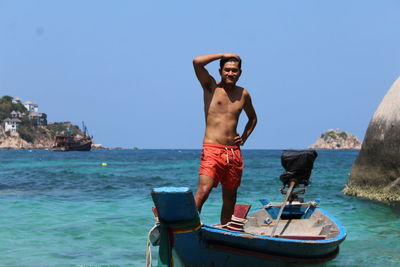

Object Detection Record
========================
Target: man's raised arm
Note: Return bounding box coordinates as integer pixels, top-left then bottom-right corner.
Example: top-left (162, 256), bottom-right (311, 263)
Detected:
top-left (193, 53), bottom-right (238, 91)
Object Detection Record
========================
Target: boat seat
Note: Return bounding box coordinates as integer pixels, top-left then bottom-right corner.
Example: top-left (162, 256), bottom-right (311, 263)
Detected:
top-left (244, 215), bottom-right (325, 237)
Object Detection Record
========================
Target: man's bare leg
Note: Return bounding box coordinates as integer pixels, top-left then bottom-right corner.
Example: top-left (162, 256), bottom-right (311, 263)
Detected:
top-left (221, 187), bottom-right (237, 225)
top-left (194, 175), bottom-right (214, 213)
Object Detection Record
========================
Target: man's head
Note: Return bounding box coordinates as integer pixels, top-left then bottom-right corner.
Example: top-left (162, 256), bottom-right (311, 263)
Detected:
top-left (220, 57), bottom-right (241, 70)
top-left (219, 57), bottom-right (242, 85)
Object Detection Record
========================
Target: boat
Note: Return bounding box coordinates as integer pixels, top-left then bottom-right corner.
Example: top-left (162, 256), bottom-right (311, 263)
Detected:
top-left (52, 122), bottom-right (92, 151)
top-left (147, 150), bottom-right (347, 266)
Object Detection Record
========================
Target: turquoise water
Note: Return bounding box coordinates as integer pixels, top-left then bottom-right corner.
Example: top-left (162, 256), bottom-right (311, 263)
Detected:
top-left (1, 150), bottom-right (399, 266)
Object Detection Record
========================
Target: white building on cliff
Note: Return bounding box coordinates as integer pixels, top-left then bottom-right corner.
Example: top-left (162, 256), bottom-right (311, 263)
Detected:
top-left (12, 97), bottom-right (21, 104)
top-left (28, 112), bottom-right (47, 126)
top-left (4, 118), bottom-right (21, 132)
top-left (23, 101), bottom-right (39, 113)
top-left (10, 110), bottom-right (24, 118)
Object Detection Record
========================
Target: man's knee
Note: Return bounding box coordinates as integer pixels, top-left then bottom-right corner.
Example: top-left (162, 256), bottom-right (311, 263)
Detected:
top-left (195, 175), bottom-right (215, 211)
top-left (198, 175), bottom-right (214, 189)
top-left (196, 175), bottom-right (214, 198)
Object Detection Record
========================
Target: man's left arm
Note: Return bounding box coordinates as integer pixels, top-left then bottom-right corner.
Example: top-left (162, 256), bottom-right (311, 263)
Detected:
top-left (235, 91), bottom-right (257, 146)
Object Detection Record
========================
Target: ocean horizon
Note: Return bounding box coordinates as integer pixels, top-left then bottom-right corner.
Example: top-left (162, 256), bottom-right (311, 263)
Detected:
top-left (1, 149), bottom-right (399, 266)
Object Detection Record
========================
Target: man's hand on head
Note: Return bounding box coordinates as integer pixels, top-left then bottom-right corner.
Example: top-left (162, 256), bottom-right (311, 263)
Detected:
top-left (223, 53), bottom-right (239, 60)
top-left (234, 135), bottom-right (244, 146)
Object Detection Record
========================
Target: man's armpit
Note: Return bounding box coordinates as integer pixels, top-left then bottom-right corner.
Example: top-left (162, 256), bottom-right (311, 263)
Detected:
top-left (203, 77), bottom-right (216, 92)
top-left (203, 81), bottom-right (213, 92)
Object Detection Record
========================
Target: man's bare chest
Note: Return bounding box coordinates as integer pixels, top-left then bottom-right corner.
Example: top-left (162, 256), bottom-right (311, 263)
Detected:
top-left (206, 89), bottom-right (244, 114)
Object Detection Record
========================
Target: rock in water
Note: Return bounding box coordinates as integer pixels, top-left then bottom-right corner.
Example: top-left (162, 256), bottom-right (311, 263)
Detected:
top-left (308, 129), bottom-right (361, 150)
top-left (344, 77), bottom-right (400, 203)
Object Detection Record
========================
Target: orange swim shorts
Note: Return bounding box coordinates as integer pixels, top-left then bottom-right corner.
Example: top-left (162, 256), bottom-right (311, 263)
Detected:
top-left (199, 143), bottom-right (244, 189)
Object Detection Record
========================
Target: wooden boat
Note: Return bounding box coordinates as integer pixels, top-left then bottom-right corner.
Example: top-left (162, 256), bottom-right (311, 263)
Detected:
top-left (52, 135), bottom-right (92, 151)
top-left (147, 150), bottom-right (347, 266)
top-left (52, 122), bottom-right (92, 151)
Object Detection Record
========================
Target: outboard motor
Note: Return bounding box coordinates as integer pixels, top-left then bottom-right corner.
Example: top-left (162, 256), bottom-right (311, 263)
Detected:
top-left (270, 150), bottom-right (318, 237)
top-left (280, 150), bottom-right (318, 186)
top-left (279, 150), bottom-right (318, 202)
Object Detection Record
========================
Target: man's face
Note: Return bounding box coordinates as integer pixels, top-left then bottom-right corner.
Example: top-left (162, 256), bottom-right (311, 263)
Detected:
top-left (220, 61), bottom-right (241, 85)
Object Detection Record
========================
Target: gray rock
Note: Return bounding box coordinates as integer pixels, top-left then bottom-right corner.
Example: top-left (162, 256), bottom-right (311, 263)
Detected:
top-left (345, 77), bottom-right (400, 203)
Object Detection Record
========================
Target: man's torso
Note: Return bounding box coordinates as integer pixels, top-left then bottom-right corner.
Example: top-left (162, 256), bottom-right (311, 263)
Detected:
top-left (203, 84), bottom-right (246, 146)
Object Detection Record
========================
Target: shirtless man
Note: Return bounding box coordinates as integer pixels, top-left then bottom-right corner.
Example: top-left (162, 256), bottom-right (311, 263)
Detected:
top-left (193, 53), bottom-right (257, 224)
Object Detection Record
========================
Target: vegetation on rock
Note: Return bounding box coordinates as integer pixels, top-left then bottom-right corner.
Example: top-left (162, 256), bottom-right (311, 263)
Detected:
top-left (309, 129), bottom-right (361, 150)
top-left (17, 124), bottom-right (36, 143)
top-left (0, 95), bottom-right (28, 120)
top-left (47, 122), bottom-right (81, 135)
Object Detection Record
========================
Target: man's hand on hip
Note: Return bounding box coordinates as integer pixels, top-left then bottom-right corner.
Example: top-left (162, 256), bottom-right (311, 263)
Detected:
top-left (234, 134), bottom-right (244, 146)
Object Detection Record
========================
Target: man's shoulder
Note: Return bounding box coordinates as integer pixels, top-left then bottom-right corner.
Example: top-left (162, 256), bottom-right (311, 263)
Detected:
top-left (235, 86), bottom-right (250, 95)
top-left (240, 88), bottom-right (253, 103)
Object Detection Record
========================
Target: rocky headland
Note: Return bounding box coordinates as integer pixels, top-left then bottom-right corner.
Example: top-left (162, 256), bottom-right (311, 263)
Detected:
top-left (0, 95), bottom-right (90, 150)
top-left (308, 129), bottom-right (362, 150)
top-left (0, 122), bottom-right (87, 150)
top-left (344, 76), bottom-right (400, 203)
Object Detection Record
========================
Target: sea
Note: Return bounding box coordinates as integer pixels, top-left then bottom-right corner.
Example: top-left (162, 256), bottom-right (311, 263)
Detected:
top-left (1, 149), bottom-right (399, 267)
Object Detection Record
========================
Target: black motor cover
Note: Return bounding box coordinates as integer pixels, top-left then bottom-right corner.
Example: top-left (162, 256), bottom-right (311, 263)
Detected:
top-left (280, 150), bottom-right (318, 186)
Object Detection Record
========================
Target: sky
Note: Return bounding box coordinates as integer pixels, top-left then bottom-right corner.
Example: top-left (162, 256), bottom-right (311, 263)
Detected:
top-left (1, 1), bottom-right (399, 149)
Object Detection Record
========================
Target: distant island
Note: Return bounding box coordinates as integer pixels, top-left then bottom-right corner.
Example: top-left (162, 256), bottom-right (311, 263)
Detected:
top-left (308, 129), bottom-right (362, 150)
top-left (0, 95), bottom-right (90, 150)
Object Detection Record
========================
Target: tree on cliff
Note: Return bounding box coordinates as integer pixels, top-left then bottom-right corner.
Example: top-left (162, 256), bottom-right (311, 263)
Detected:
top-left (17, 124), bottom-right (36, 143)
top-left (0, 95), bottom-right (28, 120)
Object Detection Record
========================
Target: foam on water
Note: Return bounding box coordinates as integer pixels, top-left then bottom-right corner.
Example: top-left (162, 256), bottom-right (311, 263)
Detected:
top-left (0, 150), bottom-right (399, 266)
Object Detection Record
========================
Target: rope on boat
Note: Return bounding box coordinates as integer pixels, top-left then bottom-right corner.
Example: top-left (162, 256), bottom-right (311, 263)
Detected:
top-left (146, 216), bottom-right (202, 267)
top-left (220, 215), bottom-right (248, 232)
top-left (146, 224), bottom-right (158, 267)
top-left (146, 214), bottom-right (160, 267)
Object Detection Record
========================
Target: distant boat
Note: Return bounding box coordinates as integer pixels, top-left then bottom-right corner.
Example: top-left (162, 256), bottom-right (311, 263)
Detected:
top-left (52, 122), bottom-right (92, 151)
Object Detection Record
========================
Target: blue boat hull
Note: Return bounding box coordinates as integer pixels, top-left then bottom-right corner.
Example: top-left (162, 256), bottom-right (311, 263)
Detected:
top-left (150, 187), bottom-right (346, 266)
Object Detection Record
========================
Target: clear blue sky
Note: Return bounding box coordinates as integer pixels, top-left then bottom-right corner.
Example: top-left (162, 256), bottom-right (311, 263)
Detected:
top-left (1, 1), bottom-right (399, 149)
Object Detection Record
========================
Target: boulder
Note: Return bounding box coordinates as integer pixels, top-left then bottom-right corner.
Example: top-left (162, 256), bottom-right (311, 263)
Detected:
top-left (344, 77), bottom-right (400, 203)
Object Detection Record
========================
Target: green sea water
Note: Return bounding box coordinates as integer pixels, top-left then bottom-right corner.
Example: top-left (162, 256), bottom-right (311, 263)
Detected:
top-left (1, 150), bottom-right (399, 266)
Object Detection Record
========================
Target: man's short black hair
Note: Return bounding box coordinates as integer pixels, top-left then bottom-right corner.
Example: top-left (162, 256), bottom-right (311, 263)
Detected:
top-left (220, 57), bottom-right (242, 70)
